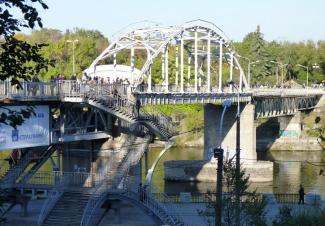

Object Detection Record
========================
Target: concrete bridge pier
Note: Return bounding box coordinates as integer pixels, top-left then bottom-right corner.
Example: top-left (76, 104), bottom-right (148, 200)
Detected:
top-left (203, 103), bottom-right (273, 182)
top-left (203, 103), bottom-right (256, 161)
top-left (277, 112), bottom-right (302, 140)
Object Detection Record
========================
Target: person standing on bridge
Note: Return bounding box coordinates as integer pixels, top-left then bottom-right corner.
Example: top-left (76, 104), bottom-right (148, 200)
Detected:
top-left (298, 184), bottom-right (306, 205)
top-left (135, 99), bottom-right (141, 118)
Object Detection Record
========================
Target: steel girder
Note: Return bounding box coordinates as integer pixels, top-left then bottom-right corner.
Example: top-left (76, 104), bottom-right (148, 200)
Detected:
top-left (254, 95), bottom-right (321, 118)
top-left (51, 103), bottom-right (112, 143)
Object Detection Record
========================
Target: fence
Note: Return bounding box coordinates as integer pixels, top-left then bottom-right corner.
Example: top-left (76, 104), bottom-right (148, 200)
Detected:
top-left (153, 192), bottom-right (319, 205)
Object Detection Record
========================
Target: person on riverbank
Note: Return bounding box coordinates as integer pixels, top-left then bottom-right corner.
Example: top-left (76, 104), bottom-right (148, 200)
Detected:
top-left (298, 184), bottom-right (306, 204)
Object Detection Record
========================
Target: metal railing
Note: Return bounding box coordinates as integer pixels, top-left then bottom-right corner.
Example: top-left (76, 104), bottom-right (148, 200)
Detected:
top-left (24, 171), bottom-right (100, 187)
top-left (152, 192), bottom-right (320, 205)
top-left (81, 136), bottom-right (151, 226)
top-left (37, 189), bottom-right (64, 226)
top-left (37, 170), bottom-right (100, 226)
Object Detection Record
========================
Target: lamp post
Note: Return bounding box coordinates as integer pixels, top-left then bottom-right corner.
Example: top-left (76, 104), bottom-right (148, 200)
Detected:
top-left (297, 64), bottom-right (309, 88)
top-left (214, 99), bottom-right (232, 226)
top-left (270, 61), bottom-right (287, 88)
top-left (66, 39), bottom-right (79, 77)
top-left (237, 55), bottom-right (259, 88)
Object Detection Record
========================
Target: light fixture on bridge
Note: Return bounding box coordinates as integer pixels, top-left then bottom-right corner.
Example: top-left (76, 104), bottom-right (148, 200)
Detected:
top-left (297, 64), bottom-right (309, 88)
top-left (66, 39), bottom-right (79, 77)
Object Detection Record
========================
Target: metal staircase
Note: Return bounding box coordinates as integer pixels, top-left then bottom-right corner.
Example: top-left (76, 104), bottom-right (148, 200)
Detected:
top-left (80, 135), bottom-right (151, 226)
top-left (107, 187), bottom-right (185, 226)
top-left (41, 191), bottom-right (91, 226)
top-left (0, 145), bottom-right (58, 188)
top-left (84, 86), bottom-right (176, 140)
top-left (38, 135), bottom-right (149, 226)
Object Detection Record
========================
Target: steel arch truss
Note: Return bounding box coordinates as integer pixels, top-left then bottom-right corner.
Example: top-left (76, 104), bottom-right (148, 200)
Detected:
top-left (254, 95), bottom-right (321, 118)
top-left (87, 19), bottom-right (249, 93)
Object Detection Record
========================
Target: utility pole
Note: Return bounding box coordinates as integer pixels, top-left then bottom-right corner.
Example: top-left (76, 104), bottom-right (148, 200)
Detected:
top-left (214, 147), bottom-right (223, 226)
top-left (227, 81), bottom-right (241, 226)
top-left (214, 99), bottom-right (231, 226)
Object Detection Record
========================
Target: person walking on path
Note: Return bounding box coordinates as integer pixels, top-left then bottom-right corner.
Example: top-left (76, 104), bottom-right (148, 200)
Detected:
top-left (298, 184), bottom-right (306, 205)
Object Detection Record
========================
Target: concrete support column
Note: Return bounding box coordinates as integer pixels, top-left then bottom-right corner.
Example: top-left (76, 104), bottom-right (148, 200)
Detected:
top-left (278, 112), bottom-right (302, 140)
top-left (203, 103), bottom-right (256, 161)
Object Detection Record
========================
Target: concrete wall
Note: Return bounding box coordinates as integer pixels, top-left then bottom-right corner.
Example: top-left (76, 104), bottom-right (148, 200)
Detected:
top-left (164, 160), bottom-right (273, 182)
top-left (278, 112), bottom-right (302, 140)
top-left (204, 103), bottom-right (256, 161)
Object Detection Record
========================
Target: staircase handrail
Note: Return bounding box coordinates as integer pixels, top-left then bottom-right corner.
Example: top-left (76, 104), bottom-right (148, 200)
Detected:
top-left (81, 136), bottom-right (150, 226)
top-left (37, 188), bottom-right (64, 226)
top-left (148, 184), bottom-right (186, 225)
top-left (86, 84), bottom-right (176, 138)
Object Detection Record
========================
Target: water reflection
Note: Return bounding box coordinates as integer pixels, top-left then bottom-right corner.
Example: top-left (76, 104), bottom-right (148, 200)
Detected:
top-left (147, 146), bottom-right (325, 197)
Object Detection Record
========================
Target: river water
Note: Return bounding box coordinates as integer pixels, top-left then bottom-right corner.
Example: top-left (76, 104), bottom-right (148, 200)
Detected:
top-left (147, 146), bottom-right (325, 198)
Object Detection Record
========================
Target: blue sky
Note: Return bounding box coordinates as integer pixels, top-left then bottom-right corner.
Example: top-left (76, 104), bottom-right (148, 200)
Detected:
top-left (34, 0), bottom-right (324, 42)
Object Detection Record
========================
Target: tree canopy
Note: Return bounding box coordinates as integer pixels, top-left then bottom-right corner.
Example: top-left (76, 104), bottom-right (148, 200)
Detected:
top-left (0, 0), bottom-right (50, 128)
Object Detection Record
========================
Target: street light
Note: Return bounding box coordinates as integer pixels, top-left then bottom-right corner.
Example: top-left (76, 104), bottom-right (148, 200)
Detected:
top-left (214, 98), bottom-right (232, 226)
top-left (297, 64), bottom-right (309, 88)
top-left (66, 39), bottom-right (79, 77)
top-left (237, 55), bottom-right (259, 88)
top-left (227, 80), bottom-right (241, 225)
top-left (270, 61), bottom-right (287, 88)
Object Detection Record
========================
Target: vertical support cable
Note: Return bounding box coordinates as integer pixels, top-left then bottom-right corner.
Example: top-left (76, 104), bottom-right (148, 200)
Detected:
top-left (207, 31), bottom-right (211, 93)
top-left (113, 53), bottom-right (117, 68)
top-left (230, 53), bottom-right (234, 92)
top-left (239, 70), bottom-right (243, 92)
top-left (147, 49), bottom-right (152, 93)
top-left (162, 47), bottom-right (165, 79)
top-left (180, 37), bottom-right (184, 93)
top-left (194, 31), bottom-right (198, 93)
top-left (187, 56), bottom-right (191, 88)
top-left (131, 48), bottom-right (135, 85)
top-left (165, 46), bottom-right (169, 92)
top-left (175, 46), bottom-right (179, 88)
top-left (218, 40), bottom-right (223, 92)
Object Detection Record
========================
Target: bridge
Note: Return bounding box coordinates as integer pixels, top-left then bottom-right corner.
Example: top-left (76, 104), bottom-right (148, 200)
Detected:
top-left (0, 20), bottom-right (324, 226)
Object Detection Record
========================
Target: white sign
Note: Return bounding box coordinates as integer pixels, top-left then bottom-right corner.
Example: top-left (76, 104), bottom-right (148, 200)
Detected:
top-left (0, 105), bottom-right (50, 150)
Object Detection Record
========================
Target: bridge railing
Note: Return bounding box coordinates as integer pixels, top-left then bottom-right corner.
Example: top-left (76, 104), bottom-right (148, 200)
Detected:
top-left (0, 80), bottom-right (130, 99)
top-left (81, 136), bottom-right (151, 226)
top-left (252, 87), bottom-right (325, 96)
top-left (37, 189), bottom-right (64, 226)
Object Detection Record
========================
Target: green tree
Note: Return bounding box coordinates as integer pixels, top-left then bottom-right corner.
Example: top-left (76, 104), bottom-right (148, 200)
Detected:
top-left (198, 159), bottom-right (268, 226)
top-left (250, 25), bottom-right (271, 81)
top-left (0, 0), bottom-right (49, 128)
